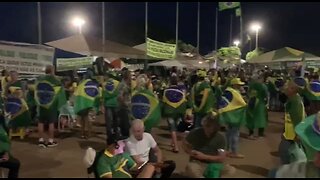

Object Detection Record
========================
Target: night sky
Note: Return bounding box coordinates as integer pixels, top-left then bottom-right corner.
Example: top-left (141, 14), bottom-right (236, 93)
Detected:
top-left (1, 2), bottom-right (320, 57)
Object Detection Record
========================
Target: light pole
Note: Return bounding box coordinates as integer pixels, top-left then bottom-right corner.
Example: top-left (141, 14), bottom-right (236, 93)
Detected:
top-left (250, 23), bottom-right (261, 49)
top-left (233, 40), bottom-right (240, 47)
top-left (72, 17), bottom-right (85, 34)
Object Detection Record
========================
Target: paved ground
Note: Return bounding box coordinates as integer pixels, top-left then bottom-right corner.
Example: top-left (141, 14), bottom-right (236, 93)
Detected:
top-left (8, 111), bottom-right (284, 178)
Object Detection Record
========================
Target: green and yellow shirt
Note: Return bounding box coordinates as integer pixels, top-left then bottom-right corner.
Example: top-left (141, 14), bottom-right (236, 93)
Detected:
top-left (96, 150), bottom-right (137, 178)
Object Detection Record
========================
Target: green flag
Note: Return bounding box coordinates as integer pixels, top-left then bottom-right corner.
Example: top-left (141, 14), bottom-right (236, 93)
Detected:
top-left (235, 8), bottom-right (241, 17)
top-left (219, 2), bottom-right (240, 11)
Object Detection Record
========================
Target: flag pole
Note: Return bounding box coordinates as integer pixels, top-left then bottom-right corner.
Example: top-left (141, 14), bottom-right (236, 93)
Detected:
top-left (102, 2), bottom-right (105, 46)
top-left (229, 14), bottom-right (233, 46)
top-left (175, 2), bottom-right (179, 58)
top-left (215, 8), bottom-right (218, 50)
top-left (214, 7), bottom-right (218, 69)
top-left (144, 2), bottom-right (148, 71)
top-left (197, 2), bottom-right (200, 55)
top-left (37, 2), bottom-right (42, 44)
top-left (239, 4), bottom-right (243, 50)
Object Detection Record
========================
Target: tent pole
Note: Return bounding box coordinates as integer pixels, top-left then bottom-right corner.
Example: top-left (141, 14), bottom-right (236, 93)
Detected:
top-left (144, 2), bottom-right (148, 71)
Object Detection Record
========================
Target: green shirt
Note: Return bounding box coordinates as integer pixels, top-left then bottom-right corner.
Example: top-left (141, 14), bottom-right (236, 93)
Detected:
top-left (0, 126), bottom-right (10, 154)
top-left (285, 94), bottom-right (305, 127)
top-left (186, 128), bottom-right (226, 161)
top-left (96, 150), bottom-right (137, 178)
top-left (192, 81), bottom-right (215, 114)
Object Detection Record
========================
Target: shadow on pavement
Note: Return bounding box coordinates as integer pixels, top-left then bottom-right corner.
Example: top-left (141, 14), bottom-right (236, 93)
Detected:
top-left (78, 140), bottom-right (105, 150)
top-left (170, 172), bottom-right (189, 178)
top-left (11, 136), bottom-right (39, 145)
top-left (231, 164), bottom-right (269, 177)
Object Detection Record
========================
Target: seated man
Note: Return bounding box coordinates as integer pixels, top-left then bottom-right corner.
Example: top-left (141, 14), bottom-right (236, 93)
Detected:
top-left (182, 113), bottom-right (235, 178)
top-left (125, 119), bottom-right (176, 178)
top-left (0, 115), bottom-right (20, 178)
top-left (90, 134), bottom-right (154, 178)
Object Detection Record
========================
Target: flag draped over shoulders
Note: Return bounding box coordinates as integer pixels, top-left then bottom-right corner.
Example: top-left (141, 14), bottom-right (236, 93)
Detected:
top-left (162, 85), bottom-right (187, 118)
top-left (131, 88), bottom-right (161, 132)
top-left (218, 87), bottom-right (247, 127)
top-left (5, 80), bottom-right (31, 128)
top-left (35, 75), bottom-right (67, 112)
top-left (74, 79), bottom-right (100, 115)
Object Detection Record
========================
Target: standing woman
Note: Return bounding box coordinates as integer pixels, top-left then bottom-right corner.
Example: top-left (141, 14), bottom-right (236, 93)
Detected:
top-left (162, 76), bottom-right (187, 153)
top-left (74, 70), bottom-right (100, 139)
top-left (246, 75), bottom-right (269, 139)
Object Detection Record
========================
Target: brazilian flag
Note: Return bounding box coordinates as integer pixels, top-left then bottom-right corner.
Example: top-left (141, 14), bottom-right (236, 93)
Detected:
top-left (35, 75), bottom-right (67, 111)
top-left (302, 80), bottom-right (320, 101)
top-left (5, 80), bottom-right (31, 128)
top-left (131, 89), bottom-right (161, 132)
top-left (103, 78), bottom-right (120, 107)
top-left (5, 97), bottom-right (31, 128)
top-left (218, 87), bottom-right (247, 127)
top-left (74, 79), bottom-right (100, 115)
top-left (162, 86), bottom-right (187, 118)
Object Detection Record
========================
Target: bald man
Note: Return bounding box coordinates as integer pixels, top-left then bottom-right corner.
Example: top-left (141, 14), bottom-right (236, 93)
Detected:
top-left (278, 79), bottom-right (306, 164)
top-left (125, 120), bottom-right (176, 178)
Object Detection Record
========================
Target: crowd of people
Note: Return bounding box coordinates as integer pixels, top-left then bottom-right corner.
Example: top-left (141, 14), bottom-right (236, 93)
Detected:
top-left (0, 63), bottom-right (320, 178)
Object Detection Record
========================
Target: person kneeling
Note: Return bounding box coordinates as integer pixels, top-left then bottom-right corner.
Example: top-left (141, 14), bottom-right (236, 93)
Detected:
top-left (182, 113), bottom-right (236, 178)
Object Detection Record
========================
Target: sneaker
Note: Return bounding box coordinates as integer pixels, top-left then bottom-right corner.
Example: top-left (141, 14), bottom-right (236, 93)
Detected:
top-left (47, 141), bottom-right (58, 148)
top-left (38, 141), bottom-right (47, 148)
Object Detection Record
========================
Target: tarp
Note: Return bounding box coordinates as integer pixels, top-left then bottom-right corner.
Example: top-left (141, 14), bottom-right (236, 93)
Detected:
top-left (248, 47), bottom-right (320, 64)
top-left (46, 34), bottom-right (146, 59)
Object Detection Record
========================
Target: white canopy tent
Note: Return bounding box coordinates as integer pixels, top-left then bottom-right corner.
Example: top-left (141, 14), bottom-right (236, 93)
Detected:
top-left (248, 47), bottom-right (320, 64)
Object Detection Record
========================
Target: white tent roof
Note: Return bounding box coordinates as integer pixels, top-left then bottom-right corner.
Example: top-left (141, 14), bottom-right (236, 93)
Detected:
top-left (249, 47), bottom-right (320, 64)
top-left (46, 34), bottom-right (146, 59)
top-left (149, 60), bottom-right (186, 67)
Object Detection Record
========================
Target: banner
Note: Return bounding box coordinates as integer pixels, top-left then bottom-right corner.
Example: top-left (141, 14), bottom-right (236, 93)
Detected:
top-left (56, 57), bottom-right (94, 72)
top-left (146, 38), bottom-right (177, 59)
top-left (0, 41), bottom-right (54, 74)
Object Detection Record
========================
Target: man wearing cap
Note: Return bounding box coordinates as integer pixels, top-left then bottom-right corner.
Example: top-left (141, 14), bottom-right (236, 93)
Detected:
top-left (278, 78), bottom-right (306, 165)
top-left (89, 134), bottom-right (155, 178)
top-left (219, 78), bottom-right (247, 159)
top-left (191, 69), bottom-right (215, 128)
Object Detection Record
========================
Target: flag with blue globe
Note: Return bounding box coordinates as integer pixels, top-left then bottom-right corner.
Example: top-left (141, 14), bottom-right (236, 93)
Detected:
top-left (131, 89), bottom-right (161, 132)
